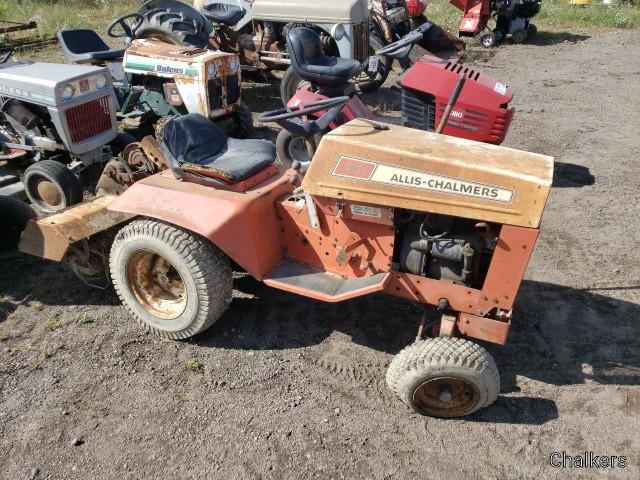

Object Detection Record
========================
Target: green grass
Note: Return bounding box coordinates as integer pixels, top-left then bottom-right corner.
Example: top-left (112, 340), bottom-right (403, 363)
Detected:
top-left (185, 359), bottom-right (204, 372)
top-left (537, 0), bottom-right (640, 29)
top-left (0, 0), bottom-right (636, 55)
top-left (0, 0), bottom-right (138, 39)
top-left (44, 318), bottom-right (62, 331)
top-left (78, 313), bottom-right (93, 325)
top-left (425, 0), bottom-right (640, 30)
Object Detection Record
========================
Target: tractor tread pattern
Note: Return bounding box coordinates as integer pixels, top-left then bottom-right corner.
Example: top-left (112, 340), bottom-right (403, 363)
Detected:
top-left (110, 218), bottom-right (232, 340)
top-left (386, 337), bottom-right (500, 416)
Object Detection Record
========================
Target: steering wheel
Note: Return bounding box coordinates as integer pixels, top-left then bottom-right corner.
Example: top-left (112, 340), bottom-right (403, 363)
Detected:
top-left (258, 97), bottom-right (349, 123)
top-left (107, 13), bottom-right (144, 39)
top-left (375, 22), bottom-right (433, 58)
top-left (257, 96), bottom-right (350, 137)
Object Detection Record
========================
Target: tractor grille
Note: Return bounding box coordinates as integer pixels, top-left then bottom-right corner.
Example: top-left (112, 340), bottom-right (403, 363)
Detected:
top-left (353, 21), bottom-right (370, 62)
top-left (207, 78), bottom-right (222, 110)
top-left (226, 74), bottom-right (239, 105)
top-left (65, 96), bottom-right (112, 143)
top-left (401, 88), bottom-right (436, 131)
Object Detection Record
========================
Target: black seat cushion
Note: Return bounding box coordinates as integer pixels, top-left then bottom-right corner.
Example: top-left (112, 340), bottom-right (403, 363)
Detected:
top-left (57, 29), bottom-right (125, 64)
top-left (202, 3), bottom-right (245, 26)
top-left (160, 114), bottom-right (275, 183)
top-left (287, 27), bottom-right (362, 87)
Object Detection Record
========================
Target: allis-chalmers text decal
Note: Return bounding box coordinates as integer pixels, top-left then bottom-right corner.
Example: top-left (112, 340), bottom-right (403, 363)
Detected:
top-left (332, 156), bottom-right (514, 203)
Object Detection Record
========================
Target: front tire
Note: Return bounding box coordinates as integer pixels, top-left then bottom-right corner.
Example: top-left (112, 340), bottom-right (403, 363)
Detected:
top-left (386, 337), bottom-right (500, 417)
top-left (275, 129), bottom-right (313, 169)
top-left (109, 219), bottom-right (233, 339)
top-left (481, 31), bottom-right (496, 48)
top-left (0, 196), bottom-right (35, 251)
top-left (23, 160), bottom-right (82, 214)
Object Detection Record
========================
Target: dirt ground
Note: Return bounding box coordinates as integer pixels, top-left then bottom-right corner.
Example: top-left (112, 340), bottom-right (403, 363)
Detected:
top-left (1, 28), bottom-right (639, 480)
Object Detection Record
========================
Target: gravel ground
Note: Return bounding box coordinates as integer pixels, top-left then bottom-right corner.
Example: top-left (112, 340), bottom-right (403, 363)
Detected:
top-left (1, 28), bottom-right (639, 480)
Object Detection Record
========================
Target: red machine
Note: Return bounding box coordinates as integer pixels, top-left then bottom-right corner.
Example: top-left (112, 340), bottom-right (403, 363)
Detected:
top-left (400, 54), bottom-right (513, 144)
top-left (277, 24), bottom-right (513, 166)
top-left (449, 0), bottom-right (541, 47)
top-left (405, 0), bottom-right (428, 17)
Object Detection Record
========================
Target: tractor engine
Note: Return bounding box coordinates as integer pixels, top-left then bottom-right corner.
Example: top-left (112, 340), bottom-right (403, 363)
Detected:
top-left (396, 212), bottom-right (499, 288)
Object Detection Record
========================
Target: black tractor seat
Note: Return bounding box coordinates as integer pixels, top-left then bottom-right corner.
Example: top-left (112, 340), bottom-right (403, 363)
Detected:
top-left (201, 3), bottom-right (246, 26)
top-left (160, 114), bottom-right (275, 183)
top-left (287, 27), bottom-right (362, 88)
top-left (57, 29), bottom-right (125, 64)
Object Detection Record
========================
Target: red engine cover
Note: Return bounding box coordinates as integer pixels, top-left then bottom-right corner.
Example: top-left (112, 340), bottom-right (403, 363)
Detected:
top-left (400, 54), bottom-right (514, 144)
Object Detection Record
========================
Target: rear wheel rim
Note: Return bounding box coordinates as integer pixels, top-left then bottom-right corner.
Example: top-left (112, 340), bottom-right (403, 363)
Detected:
top-left (412, 376), bottom-right (480, 417)
top-left (126, 250), bottom-right (187, 320)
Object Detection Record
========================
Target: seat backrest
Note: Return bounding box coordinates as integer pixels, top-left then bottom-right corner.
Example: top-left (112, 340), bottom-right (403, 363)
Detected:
top-left (287, 27), bottom-right (324, 71)
top-left (58, 29), bottom-right (111, 54)
top-left (159, 114), bottom-right (228, 166)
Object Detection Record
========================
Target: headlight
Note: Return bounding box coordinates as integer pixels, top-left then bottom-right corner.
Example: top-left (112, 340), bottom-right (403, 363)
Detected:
top-left (207, 62), bottom-right (217, 77)
top-left (331, 23), bottom-right (346, 41)
top-left (94, 74), bottom-right (108, 89)
top-left (61, 84), bottom-right (75, 101)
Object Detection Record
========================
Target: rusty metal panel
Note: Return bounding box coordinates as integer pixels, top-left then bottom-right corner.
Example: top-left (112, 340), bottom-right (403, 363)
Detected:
top-left (276, 196), bottom-right (395, 278)
top-left (479, 225), bottom-right (539, 313)
top-left (457, 312), bottom-right (510, 345)
top-left (303, 119), bottom-right (553, 228)
top-left (18, 195), bottom-right (133, 261)
top-left (385, 271), bottom-right (483, 314)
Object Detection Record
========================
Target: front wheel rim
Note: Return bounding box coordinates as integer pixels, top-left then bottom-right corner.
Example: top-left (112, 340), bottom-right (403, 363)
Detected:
top-left (126, 250), bottom-right (187, 320)
top-left (287, 136), bottom-right (312, 165)
top-left (28, 176), bottom-right (63, 210)
top-left (412, 376), bottom-right (481, 417)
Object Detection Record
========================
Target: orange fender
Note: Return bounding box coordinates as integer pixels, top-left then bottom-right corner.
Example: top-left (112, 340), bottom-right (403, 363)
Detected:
top-left (109, 171), bottom-right (295, 280)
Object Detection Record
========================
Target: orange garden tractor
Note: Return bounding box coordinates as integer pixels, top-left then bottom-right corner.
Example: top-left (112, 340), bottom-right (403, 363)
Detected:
top-left (19, 102), bottom-right (552, 417)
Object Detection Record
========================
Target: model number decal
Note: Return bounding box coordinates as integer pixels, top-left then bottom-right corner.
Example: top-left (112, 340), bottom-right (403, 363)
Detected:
top-left (332, 156), bottom-right (514, 204)
top-left (350, 204), bottom-right (382, 218)
top-left (494, 82), bottom-right (507, 95)
top-left (124, 55), bottom-right (198, 77)
top-left (0, 84), bottom-right (54, 103)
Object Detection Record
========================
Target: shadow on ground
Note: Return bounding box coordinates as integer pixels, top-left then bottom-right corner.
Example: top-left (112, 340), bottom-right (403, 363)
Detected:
top-left (527, 31), bottom-right (591, 47)
top-left (3, 252), bottom-right (638, 424)
top-left (552, 161), bottom-right (595, 188)
top-left (200, 274), bottom-right (640, 389)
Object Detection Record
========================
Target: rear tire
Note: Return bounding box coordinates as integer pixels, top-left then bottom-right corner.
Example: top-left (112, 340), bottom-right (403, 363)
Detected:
top-left (527, 23), bottom-right (537, 39)
top-left (23, 160), bottom-right (82, 214)
top-left (386, 337), bottom-right (500, 417)
top-left (356, 34), bottom-right (392, 94)
top-left (109, 219), bottom-right (233, 339)
top-left (0, 196), bottom-right (35, 251)
top-left (110, 132), bottom-right (137, 156)
top-left (280, 67), bottom-right (307, 106)
top-left (511, 28), bottom-right (527, 44)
